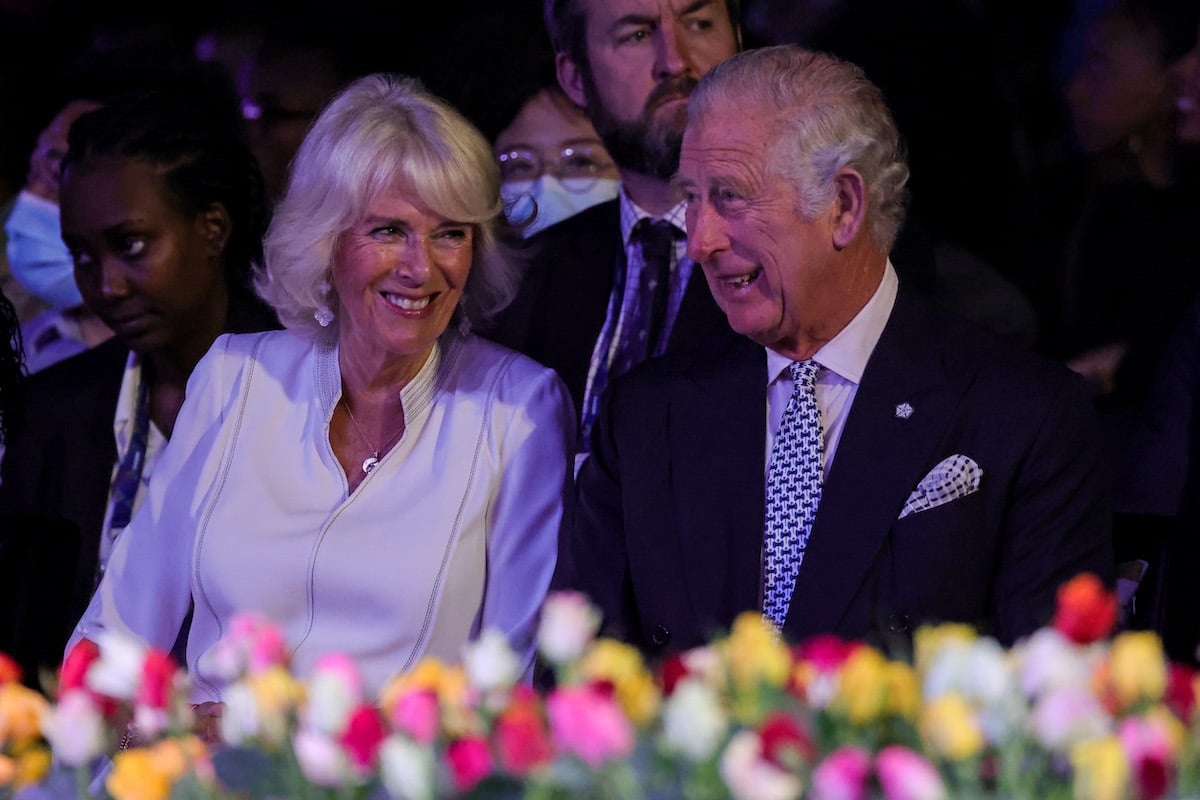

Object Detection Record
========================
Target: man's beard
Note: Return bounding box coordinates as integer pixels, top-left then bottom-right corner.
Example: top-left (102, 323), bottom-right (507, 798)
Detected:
top-left (584, 75), bottom-right (698, 181)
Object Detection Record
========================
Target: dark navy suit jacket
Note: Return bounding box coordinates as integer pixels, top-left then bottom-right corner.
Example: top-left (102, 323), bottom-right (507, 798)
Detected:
top-left (560, 284), bottom-right (1115, 657)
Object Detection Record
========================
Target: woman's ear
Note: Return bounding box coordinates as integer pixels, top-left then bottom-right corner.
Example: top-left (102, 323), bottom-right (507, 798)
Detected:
top-left (831, 167), bottom-right (867, 251)
top-left (201, 203), bottom-right (233, 257)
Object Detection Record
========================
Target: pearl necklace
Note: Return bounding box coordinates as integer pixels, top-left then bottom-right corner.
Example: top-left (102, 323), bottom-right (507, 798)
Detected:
top-left (340, 398), bottom-right (404, 474)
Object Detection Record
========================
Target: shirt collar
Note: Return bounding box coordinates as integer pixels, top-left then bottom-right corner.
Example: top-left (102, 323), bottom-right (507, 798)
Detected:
top-left (617, 188), bottom-right (687, 248)
top-left (766, 260), bottom-right (899, 385)
top-left (113, 350), bottom-right (145, 440)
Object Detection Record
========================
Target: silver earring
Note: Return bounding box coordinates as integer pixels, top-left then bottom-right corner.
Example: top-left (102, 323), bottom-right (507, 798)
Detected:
top-left (314, 279), bottom-right (335, 327)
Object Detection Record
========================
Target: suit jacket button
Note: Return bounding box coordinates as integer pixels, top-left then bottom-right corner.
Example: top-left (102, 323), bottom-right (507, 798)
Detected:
top-left (651, 625), bottom-right (671, 646)
top-left (888, 614), bottom-right (910, 633)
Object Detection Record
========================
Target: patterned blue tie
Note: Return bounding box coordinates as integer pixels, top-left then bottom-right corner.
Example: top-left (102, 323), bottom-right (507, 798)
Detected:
top-left (762, 360), bottom-right (825, 631)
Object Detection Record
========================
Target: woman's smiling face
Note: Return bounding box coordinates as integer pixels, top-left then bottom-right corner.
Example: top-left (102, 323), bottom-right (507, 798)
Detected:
top-left (330, 183), bottom-right (474, 372)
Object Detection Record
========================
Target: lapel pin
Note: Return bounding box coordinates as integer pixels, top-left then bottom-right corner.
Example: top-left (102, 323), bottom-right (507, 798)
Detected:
top-left (895, 402), bottom-right (914, 419)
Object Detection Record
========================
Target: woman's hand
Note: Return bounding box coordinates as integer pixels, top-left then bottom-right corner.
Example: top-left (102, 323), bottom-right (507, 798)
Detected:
top-left (192, 701), bottom-right (225, 744)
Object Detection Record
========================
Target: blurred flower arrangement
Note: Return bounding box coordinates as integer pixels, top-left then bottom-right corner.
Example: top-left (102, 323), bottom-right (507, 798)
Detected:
top-left (2, 572), bottom-right (1200, 800)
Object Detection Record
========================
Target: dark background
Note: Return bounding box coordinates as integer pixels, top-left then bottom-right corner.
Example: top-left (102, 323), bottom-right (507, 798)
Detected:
top-left (2, 0), bottom-right (1192, 315)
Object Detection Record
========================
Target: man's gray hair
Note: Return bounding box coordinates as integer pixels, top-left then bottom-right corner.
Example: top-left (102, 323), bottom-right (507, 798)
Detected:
top-left (689, 45), bottom-right (909, 251)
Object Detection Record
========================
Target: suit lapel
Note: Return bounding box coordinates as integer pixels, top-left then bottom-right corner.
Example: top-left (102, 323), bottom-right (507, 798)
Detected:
top-left (669, 333), bottom-right (766, 628)
top-left (533, 201), bottom-right (621, 409)
top-left (783, 289), bottom-right (975, 640)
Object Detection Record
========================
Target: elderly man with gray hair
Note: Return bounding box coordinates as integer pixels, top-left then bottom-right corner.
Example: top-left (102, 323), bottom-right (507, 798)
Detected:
top-left (558, 45), bottom-right (1114, 658)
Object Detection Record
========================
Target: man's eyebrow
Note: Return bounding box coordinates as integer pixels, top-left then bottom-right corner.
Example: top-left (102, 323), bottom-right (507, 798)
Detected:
top-left (678, 0), bottom-right (718, 17)
top-left (610, 0), bottom-right (718, 32)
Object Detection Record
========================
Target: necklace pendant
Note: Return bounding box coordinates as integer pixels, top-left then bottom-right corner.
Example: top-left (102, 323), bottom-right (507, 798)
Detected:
top-left (362, 453), bottom-right (380, 474)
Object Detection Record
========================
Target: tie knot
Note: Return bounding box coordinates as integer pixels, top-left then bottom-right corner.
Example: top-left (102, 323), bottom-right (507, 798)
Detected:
top-left (632, 218), bottom-right (681, 260)
top-left (788, 359), bottom-right (819, 391)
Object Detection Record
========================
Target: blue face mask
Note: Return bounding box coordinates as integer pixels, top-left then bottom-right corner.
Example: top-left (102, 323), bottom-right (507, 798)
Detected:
top-left (4, 190), bottom-right (82, 310)
top-left (501, 176), bottom-right (621, 237)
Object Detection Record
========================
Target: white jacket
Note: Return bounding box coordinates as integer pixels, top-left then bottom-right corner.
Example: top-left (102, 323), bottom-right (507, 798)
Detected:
top-left (71, 329), bottom-right (574, 701)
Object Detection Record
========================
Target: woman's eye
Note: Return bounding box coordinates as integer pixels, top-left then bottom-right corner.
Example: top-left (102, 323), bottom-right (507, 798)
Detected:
top-left (562, 155), bottom-right (602, 177)
top-left (438, 228), bottom-right (471, 243)
top-left (119, 237), bottom-right (146, 258)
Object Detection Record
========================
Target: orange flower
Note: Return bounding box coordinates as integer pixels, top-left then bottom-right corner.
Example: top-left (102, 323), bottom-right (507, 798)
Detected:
top-left (1053, 573), bottom-right (1117, 644)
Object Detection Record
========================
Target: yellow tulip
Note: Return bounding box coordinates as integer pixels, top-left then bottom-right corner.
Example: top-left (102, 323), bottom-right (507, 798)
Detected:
top-left (580, 639), bottom-right (661, 726)
top-left (107, 748), bottom-right (175, 800)
top-left (1108, 632), bottom-right (1166, 708)
top-left (722, 612), bottom-right (791, 691)
top-left (914, 623), bottom-right (976, 675)
top-left (884, 661), bottom-right (921, 721)
top-left (14, 746), bottom-right (51, 788)
top-left (920, 694), bottom-right (984, 761)
top-left (833, 647), bottom-right (889, 725)
top-left (1070, 736), bottom-right (1128, 800)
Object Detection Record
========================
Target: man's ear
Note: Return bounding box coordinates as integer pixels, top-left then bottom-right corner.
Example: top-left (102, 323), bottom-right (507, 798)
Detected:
top-left (201, 203), bottom-right (232, 257)
top-left (831, 168), bottom-right (867, 250)
top-left (556, 53), bottom-right (588, 108)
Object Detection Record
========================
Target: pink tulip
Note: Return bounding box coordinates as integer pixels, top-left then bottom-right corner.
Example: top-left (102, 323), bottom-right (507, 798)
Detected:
top-left (811, 747), bottom-right (872, 800)
top-left (391, 689), bottom-right (440, 745)
top-left (546, 684), bottom-right (634, 767)
top-left (340, 704), bottom-right (388, 773)
top-left (446, 736), bottom-right (493, 791)
top-left (875, 746), bottom-right (947, 800)
top-left (1119, 715), bottom-right (1177, 800)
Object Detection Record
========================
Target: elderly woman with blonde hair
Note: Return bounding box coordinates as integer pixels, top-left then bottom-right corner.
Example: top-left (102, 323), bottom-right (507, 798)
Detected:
top-left (69, 73), bottom-right (575, 724)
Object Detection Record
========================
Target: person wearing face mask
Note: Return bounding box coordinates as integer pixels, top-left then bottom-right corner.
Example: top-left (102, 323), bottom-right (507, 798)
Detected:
top-left (4, 98), bottom-right (115, 373)
top-left (495, 84), bottom-right (621, 237)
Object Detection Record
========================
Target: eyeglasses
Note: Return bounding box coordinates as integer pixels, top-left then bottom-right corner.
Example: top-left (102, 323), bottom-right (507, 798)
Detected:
top-left (497, 143), bottom-right (615, 189)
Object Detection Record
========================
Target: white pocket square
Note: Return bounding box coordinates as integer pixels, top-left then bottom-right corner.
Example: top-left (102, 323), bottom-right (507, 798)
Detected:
top-left (899, 455), bottom-right (982, 519)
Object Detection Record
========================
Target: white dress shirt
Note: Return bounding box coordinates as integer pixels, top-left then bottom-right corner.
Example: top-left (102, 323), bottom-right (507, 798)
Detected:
top-left (765, 262), bottom-right (899, 478)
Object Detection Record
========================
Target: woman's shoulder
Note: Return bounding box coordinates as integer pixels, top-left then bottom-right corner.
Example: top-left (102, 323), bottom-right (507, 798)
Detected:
top-left (455, 334), bottom-right (561, 386)
top-left (208, 329), bottom-right (308, 362)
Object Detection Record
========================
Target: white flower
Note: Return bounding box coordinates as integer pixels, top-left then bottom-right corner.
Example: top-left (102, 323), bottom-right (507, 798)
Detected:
top-left (537, 591), bottom-right (601, 664)
top-left (719, 730), bottom-right (804, 800)
top-left (1013, 628), bottom-right (1099, 700)
top-left (661, 678), bottom-right (728, 761)
top-left (462, 628), bottom-right (520, 692)
top-left (682, 645), bottom-right (727, 688)
top-left (305, 653), bottom-right (363, 735)
top-left (380, 735), bottom-right (435, 800)
top-left (293, 727), bottom-right (351, 788)
top-left (923, 637), bottom-right (1021, 742)
top-left (85, 630), bottom-right (147, 700)
top-left (41, 689), bottom-right (106, 767)
top-left (219, 682), bottom-right (261, 745)
top-left (1029, 686), bottom-right (1112, 751)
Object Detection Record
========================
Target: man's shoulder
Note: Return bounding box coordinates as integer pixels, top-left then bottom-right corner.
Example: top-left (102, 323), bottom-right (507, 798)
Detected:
top-left (905, 291), bottom-right (1093, 403)
top-left (522, 199), bottom-right (622, 268)
top-left (529, 199), bottom-right (621, 245)
top-left (611, 323), bottom-right (755, 397)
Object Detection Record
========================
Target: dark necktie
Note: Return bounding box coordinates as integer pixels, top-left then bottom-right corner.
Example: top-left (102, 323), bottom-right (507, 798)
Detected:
top-left (762, 360), bottom-right (825, 631)
top-left (109, 377), bottom-right (151, 531)
top-left (610, 218), bottom-right (679, 378)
